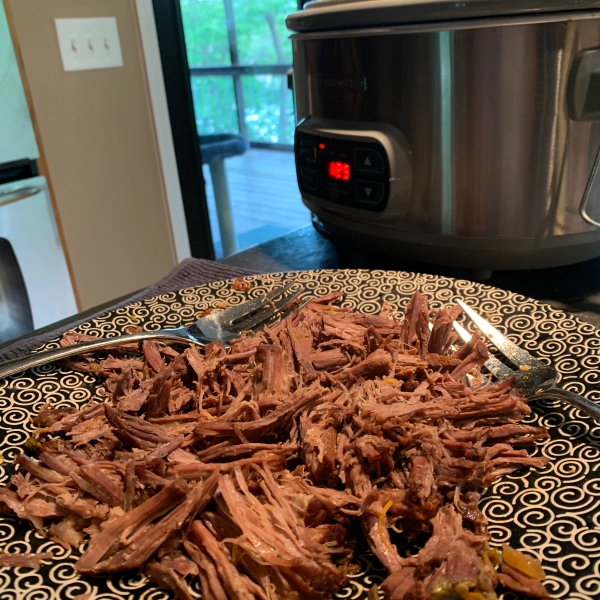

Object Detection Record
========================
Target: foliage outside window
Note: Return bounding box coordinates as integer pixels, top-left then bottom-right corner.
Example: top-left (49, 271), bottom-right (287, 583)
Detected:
top-left (180, 0), bottom-right (297, 145)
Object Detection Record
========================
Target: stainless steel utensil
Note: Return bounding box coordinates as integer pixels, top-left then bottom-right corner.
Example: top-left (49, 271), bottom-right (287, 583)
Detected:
top-left (0, 283), bottom-right (299, 379)
top-left (454, 299), bottom-right (600, 422)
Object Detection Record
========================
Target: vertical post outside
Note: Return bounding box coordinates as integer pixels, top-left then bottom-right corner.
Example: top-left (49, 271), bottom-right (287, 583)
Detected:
top-left (209, 160), bottom-right (238, 256)
top-left (223, 0), bottom-right (247, 138)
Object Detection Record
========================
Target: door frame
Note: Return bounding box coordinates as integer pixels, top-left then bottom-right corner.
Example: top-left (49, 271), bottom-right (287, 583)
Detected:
top-left (145, 0), bottom-right (215, 260)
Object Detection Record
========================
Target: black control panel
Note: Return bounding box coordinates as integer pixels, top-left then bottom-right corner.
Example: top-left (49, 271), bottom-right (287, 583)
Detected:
top-left (294, 130), bottom-right (390, 212)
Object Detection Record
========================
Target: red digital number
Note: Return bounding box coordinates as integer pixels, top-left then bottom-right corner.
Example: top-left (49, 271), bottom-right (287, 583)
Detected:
top-left (328, 161), bottom-right (350, 182)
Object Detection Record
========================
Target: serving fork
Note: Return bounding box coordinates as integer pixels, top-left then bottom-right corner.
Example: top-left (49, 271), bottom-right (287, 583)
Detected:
top-left (0, 284), bottom-right (299, 379)
top-left (454, 299), bottom-right (600, 423)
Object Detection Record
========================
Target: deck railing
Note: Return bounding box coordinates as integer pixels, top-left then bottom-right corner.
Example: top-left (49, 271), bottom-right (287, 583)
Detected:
top-left (190, 65), bottom-right (293, 152)
top-left (189, 0), bottom-right (295, 152)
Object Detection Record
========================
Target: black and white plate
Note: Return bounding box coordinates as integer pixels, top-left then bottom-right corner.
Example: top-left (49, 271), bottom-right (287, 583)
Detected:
top-left (1, 269), bottom-right (599, 600)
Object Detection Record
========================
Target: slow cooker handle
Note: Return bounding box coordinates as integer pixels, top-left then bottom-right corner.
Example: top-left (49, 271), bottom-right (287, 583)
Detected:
top-left (580, 149), bottom-right (600, 228)
top-left (569, 48), bottom-right (600, 228)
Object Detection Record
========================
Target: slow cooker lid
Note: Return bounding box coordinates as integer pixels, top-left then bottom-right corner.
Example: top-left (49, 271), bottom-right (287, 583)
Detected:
top-left (286, 0), bottom-right (600, 32)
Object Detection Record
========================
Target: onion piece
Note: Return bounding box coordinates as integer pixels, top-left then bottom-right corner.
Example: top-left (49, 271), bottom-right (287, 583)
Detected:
top-left (501, 544), bottom-right (546, 580)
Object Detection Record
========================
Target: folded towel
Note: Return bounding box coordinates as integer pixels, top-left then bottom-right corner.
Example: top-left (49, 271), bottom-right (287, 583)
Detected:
top-left (0, 258), bottom-right (257, 362)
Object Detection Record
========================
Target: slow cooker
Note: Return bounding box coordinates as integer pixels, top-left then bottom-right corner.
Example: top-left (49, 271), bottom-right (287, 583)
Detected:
top-left (287, 0), bottom-right (600, 270)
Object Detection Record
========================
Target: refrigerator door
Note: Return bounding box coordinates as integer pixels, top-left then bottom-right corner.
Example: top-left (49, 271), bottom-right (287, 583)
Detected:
top-left (0, 176), bottom-right (76, 338)
top-left (0, 1), bottom-right (38, 164)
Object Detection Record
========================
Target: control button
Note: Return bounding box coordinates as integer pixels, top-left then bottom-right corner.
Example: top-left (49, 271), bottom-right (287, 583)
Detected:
top-left (301, 167), bottom-right (317, 191)
top-left (299, 139), bottom-right (316, 163)
top-left (354, 148), bottom-right (384, 174)
top-left (355, 180), bottom-right (384, 204)
top-left (329, 183), bottom-right (339, 198)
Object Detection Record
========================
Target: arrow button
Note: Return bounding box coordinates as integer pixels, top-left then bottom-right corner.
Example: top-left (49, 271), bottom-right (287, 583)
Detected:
top-left (355, 180), bottom-right (384, 204)
top-left (354, 149), bottom-right (384, 173)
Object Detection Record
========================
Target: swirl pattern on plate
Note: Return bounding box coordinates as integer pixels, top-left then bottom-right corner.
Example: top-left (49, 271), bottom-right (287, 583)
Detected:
top-left (1, 269), bottom-right (600, 599)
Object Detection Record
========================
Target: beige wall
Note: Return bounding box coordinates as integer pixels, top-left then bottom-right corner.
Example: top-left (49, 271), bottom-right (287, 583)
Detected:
top-left (7, 0), bottom-right (177, 309)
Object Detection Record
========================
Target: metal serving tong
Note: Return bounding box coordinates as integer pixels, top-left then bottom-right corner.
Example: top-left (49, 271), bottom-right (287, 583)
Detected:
top-left (0, 283), bottom-right (300, 379)
top-left (454, 299), bottom-right (600, 423)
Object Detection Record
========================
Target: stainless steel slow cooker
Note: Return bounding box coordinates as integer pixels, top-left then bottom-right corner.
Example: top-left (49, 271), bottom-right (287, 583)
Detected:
top-left (287, 0), bottom-right (600, 269)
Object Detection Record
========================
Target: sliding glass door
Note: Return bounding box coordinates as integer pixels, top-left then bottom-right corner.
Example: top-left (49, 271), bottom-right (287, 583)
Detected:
top-left (181, 0), bottom-right (295, 147)
top-left (179, 0), bottom-right (310, 257)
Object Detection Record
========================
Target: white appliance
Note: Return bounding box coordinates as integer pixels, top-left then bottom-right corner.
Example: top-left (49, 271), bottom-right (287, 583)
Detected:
top-left (0, 4), bottom-right (76, 343)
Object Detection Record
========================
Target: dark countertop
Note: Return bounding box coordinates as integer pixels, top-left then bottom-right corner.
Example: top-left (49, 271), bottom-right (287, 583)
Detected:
top-left (3, 222), bottom-right (600, 355)
top-left (221, 223), bottom-right (600, 329)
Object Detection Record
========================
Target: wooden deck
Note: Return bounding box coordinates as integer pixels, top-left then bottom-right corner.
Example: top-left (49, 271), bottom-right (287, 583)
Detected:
top-left (203, 148), bottom-right (311, 258)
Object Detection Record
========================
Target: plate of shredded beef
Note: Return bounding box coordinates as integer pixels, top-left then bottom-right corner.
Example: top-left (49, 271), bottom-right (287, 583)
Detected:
top-left (0, 269), bottom-right (599, 600)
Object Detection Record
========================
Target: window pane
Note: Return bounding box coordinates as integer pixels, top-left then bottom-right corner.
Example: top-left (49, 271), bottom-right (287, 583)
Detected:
top-left (191, 76), bottom-right (239, 135)
top-left (242, 74), bottom-right (294, 144)
top-left (232, 0), bottom-right (296, 65)
top-left (180, 0), bottom-right (231, 67)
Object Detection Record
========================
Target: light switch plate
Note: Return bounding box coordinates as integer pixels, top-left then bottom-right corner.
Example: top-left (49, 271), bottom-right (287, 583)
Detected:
top-left (55, 17), bottom-right (123, 72)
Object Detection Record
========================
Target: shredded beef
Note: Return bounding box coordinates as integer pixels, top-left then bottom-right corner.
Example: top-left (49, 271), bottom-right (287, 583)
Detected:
top-left (0, 290), bottom-right (551, 600)
top-left (0, 552), bottom-right (53, 570)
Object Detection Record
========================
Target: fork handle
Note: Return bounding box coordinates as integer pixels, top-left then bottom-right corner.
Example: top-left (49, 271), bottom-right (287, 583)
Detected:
top-left (539, 386), bottom-right (600, 423)
top-left (0, 328), bottom-right (203, 379)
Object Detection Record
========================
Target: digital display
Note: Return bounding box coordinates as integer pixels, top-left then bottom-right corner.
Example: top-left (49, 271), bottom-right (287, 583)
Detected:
top-left (296, 131), bottom-right (389, 212)
top-left (328, 161), bottom-right (350, 181)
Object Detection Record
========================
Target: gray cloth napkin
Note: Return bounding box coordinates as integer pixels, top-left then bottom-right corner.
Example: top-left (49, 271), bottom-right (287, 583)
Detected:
top-left (0, 258), bottom-right (257, 362)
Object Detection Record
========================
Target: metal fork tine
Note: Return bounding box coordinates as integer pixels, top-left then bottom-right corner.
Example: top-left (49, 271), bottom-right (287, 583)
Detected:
top-left (217, 282), bottom-right (294, 324)
top-left (456, 299), bottom-right (538, 367)
top-left (229, 290), bottom-right (301, 331)
top-left (453, 320), bottom-right (516, 381)
top-left (262, 297), bottom-right (313, 329)
top-left (252, 302), bottom-right (300, 333)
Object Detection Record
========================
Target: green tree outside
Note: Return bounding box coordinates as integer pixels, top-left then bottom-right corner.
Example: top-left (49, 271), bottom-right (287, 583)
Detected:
top-left (180, 0), bottom-right (297, 145)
